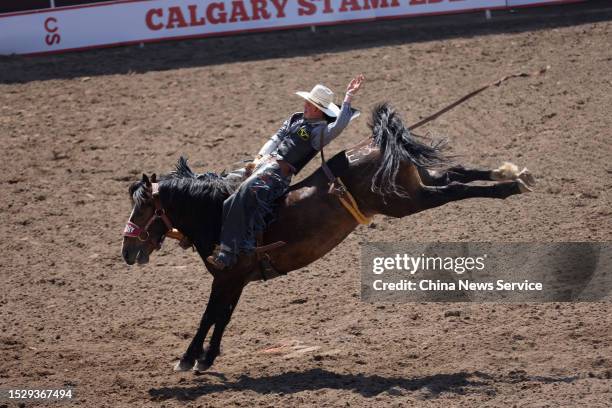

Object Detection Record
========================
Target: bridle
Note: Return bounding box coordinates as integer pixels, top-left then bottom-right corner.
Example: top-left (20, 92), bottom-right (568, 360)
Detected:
top-left (123, 183), bottom-right (174, 250)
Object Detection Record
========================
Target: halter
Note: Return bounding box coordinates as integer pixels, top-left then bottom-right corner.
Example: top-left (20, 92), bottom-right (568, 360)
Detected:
top-left (123, 183), bottom-right (174, 249)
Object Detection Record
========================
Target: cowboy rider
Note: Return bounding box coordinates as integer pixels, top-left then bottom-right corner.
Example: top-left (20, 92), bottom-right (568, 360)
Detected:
top-left (207, 74), bottom-right (366, 270)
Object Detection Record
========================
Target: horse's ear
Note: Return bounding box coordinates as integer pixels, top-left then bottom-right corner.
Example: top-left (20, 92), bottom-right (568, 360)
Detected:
top-left (142, 173), bottom-right (151, 186)
top-left (151, 173), bottom-right (157, 183)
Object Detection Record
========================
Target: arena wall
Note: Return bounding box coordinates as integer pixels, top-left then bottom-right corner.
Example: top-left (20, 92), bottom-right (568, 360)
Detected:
top-left (0, 0), bottom-right (583, 56)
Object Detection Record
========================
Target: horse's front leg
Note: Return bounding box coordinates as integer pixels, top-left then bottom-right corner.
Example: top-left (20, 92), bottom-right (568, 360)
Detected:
top-left (194, 282), bottom-right (245, 371)
top-left (419, 163), bottom-right (535, 187)
top-left (173, 280), bottom-right (223, 372)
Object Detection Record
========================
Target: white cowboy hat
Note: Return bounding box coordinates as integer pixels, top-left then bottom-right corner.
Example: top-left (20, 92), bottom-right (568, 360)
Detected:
top-left (296, 84), bottom-right (341, 118)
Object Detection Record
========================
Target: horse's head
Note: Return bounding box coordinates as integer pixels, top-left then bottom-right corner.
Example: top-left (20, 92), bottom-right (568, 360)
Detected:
top-left (121, 173), bottom-right (172, 265)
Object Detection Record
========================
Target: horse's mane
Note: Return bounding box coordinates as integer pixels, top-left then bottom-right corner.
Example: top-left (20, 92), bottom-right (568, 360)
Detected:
top-left (369, 103), bottom-right (450, 197)
top-left (129, 158), bottom-right (236, 212)
top-left (159, 157), bottom-right (236, 200)
top-left (135, 158), bottom-right (235, 256)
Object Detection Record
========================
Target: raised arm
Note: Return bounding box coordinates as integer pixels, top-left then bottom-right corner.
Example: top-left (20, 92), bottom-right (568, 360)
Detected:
top-left (311, 74), bottom-right (365, 150)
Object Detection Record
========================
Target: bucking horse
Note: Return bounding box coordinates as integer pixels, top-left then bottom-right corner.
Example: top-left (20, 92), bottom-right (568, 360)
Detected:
top-left (121, 103), bottom-right (535, 371)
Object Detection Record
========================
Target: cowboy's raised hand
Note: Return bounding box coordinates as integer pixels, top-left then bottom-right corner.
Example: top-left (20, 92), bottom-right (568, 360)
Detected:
top-left (347, 74), bottom-right (365, 95)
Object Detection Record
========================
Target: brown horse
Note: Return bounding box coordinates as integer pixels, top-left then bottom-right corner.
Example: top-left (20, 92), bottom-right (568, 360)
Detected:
top-left (121, 103), bottom-right (534, 372)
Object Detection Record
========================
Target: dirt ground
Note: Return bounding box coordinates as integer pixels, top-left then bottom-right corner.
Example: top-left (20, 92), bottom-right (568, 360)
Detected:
top-left (1, 2), bottom-right (611, 407)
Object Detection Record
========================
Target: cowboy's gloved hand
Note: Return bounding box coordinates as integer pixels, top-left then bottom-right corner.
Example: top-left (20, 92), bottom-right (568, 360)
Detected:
top-left (253, 154), bottom-right (264, 167)
top-left (245, 154), bottom-right (264, 175)
top-left (345, 74), bottom-right (365, 102)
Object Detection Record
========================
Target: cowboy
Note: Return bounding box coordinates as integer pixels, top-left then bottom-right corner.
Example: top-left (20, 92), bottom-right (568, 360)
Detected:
top-left (207, 74), bottom-right (366, 270)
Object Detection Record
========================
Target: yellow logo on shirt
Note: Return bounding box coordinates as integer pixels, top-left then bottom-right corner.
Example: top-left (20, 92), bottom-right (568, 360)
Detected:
top-left (297, 127), bottom-right (310, 141)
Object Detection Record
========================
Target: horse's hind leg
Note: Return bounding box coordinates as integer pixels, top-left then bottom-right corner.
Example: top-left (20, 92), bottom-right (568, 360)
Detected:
top-left (419, 163), bottom-right (535, 187)
top-left (415, 180), bottom-right (530, 211)
top-left (418, 166), bottom-right (491, 186)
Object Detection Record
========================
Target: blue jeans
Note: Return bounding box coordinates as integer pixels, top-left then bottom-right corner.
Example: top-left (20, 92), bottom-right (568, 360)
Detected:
top-left (218, 162), bottom-right (291, 264)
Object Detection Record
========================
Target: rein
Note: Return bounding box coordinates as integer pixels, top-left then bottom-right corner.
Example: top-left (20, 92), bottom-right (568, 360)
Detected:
top-left (408, 66), bottom-right (549, 131)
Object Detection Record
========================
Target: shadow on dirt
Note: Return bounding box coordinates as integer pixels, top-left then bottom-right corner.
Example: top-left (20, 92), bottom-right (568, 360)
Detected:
top-left (1, 1), bottom-right (612, 84)
top-left (148, 368), bottom-right (578, 401)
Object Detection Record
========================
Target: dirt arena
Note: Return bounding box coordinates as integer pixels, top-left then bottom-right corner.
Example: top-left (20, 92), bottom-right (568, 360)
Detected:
top-left (1, 3), bottom-right (611, 407)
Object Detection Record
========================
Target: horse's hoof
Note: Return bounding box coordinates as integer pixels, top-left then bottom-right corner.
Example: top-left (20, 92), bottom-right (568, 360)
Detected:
top-left (193, 358), bottom-right (212, 372)
top-left (518, 168), bottom-right (536, 187)
top-left (174, 359), bottom-right (195, 372)
top-left (492, 162), bottom-right (519, 181)
top-left (517, 179), bottom-right (533, 193)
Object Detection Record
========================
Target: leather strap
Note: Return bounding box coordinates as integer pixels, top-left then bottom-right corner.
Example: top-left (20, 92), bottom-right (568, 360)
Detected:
top-left (124, 182), bottom-right (185, 249)
top-left (255, 233), bottom-right (285, 281)
top-left (151, 183), bottom-right (175, 233)
top-left (255, 241), bottom-right (285, 253)
top-left (319, 130), bottom-right (336, 183)
top-left (332, 177), bottom-right (371, 225)
top-left (409, 66), bottom-right (549, 131)
top-left (318, 129), bottom-right (371, 225)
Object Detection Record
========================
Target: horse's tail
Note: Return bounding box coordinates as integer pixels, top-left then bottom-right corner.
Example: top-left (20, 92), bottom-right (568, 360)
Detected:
top-left (369, 103), bottom-right (450, 197)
